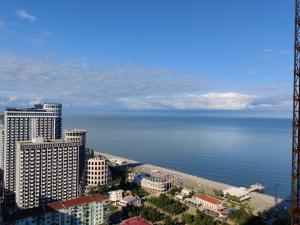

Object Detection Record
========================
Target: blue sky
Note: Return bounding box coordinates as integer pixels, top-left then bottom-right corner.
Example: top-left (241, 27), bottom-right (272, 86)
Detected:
top-left (0, 0), bottom-right (294, 116)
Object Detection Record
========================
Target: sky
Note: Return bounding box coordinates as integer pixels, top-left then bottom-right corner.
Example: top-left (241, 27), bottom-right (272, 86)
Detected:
top-left (0, 0), bottom-right (294, 116)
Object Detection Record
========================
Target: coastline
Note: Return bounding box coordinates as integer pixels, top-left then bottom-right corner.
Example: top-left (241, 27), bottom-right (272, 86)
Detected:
top-left (97, 151), bottom-right (290, 214)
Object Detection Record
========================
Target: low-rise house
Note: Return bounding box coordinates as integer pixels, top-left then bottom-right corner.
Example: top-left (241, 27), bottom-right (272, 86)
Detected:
top-left (175, 189), bottom-right (192, 200)
top-left (117, 195), bottom-right (142, 208)
top-left (196, 194), bottom-right (224, 212)
top-left (108, 190), bottom-right (124, 202)
top-left (4, 194), bottom-right (109, 225)
top-left (185, 194), bottom-right (228, 219)
top-left (121, 216), bottom-right (152, 225)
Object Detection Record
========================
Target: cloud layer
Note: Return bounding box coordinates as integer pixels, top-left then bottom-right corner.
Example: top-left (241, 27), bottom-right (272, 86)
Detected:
top-left (0, 50), bottom-right (291, 112)
top-left (15, 9), bottom-right (37, 22)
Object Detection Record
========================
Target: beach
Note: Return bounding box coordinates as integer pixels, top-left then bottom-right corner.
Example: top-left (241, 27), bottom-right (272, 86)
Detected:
top-left (97, 151), bottom-right (290, 214)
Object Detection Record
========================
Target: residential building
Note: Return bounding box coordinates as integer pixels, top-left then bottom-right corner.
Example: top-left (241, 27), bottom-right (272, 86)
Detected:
top-left (64, 129), bottom-right (87, 192)
top-left (5, 194), bottom-right (109, 225)
top-left (15, 137), bottom-right (80, 209)
top-left (3, 103), bottom-right (62, 206)
top-left (175, 189), bottom-right (192, 200)
top-left (117, 195), bottom-right (141, 208)
top-left (108, 190), bottom-right (124, 202)
top-left (121, 216), bottom-right (152, 225)
top-left (196, 194), bottom-right (224, 212)
top-left (132, 172), bottom-right (172, 194)
top-left (0, 119), bottom-right (4, 204)
top-left (87, 156), bottom-right (108, 187)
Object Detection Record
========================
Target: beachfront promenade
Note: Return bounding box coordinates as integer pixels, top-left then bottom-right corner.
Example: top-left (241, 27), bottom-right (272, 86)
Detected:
top-left (97, 152), bottom-right (289, 214)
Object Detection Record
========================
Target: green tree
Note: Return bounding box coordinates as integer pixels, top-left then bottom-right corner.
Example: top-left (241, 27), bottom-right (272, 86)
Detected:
top-left (181, 212), bottom-right (194, 224)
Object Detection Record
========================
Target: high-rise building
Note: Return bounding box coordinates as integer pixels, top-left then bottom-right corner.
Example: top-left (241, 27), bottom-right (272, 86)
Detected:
top-left (0, 118), bottom-right (4, 204)
top-left (15, 137), bottom-right (80, 209)
top-left (64, 129), bottom-right (87, 187)
top-left (3, 103), bottom-right (62, 205)
top-left (87, 156), bottom-right (109, 187)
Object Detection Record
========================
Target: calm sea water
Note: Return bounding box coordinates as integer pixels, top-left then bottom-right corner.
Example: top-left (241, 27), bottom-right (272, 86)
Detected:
top-left (63, 113), bottom-right (291, 199)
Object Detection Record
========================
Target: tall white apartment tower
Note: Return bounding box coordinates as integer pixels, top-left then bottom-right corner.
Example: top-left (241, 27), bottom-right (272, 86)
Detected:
top-left (64, 129), bottom-right (87, 194)
top-left (3, 103), bottom-right (62, 206)
top-left (15, 137), bottom-right (80, 209)
top-left (0, 118), bottom-right (4, 204)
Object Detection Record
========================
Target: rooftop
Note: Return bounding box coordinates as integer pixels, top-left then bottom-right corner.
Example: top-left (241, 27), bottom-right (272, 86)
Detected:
top-left (4, 194), bottom-right (105, 223)
top-left (121, 216), bottom-right (152, 225)
top-left (197, 194), bottom-right (220, 205)
top-left (17, 138), bottom-right (81, 146)
top-left (48, 194), bottom-right (105, 210)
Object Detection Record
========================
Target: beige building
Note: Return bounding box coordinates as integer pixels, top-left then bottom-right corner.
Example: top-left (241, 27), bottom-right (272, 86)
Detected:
top-left (87, 156), bottom-right (108, 187)
top-left (15, 137), bottom-right (80, 209)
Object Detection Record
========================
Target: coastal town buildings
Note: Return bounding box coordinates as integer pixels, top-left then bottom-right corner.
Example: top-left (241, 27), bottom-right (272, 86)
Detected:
top-left (87, 156), bottom-right (109, 187)
top-left (175, 188), bottom-right (192, 200)
top-left (108, 190), bottom-right (124, 202)
top-left (2, 103), bottom-right (62, 206)
top-left (196, 194), bottom-right (224, 212)
top-left (5, 194), bottom-right (109, 225)
top-left (130, 171), bottom-right (172, 194)
top-left (117, 195), bottom-right (141, 208)
top-left (64, 129), bottom-right (87, 174)
top-left (15, 137), bottom-right (80, 209)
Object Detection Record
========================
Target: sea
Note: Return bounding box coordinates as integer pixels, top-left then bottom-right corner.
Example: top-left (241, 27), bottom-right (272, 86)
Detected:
top-left (63, 112), bottom-right (291, 199)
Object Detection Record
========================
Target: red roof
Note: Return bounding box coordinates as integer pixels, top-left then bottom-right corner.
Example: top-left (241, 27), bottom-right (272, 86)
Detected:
top-left (197, 194), bottom-right (220, 205)
top-left (121, 216), bottom-right (152, 225)
top-left (4, 194), bottom-right (106, 224)
top-left (48, 194), bottom-right (105, 210)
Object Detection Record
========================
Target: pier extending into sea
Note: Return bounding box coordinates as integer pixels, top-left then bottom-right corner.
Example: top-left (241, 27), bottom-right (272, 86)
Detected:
top-left (97, 151), bottom-right (289, 215)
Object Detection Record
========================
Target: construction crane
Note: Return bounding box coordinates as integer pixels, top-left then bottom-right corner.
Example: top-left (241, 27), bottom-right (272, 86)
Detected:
top-left (291, 0), bottom-right (300, 224)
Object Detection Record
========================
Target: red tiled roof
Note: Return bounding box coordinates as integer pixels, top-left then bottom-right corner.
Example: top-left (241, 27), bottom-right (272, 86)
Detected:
top-left (197, 194), bottom-right (220, 205)
top-left (48, 194), bottom-right (105, 210)
top-left (4, 194), bottom-right (106, 224)
top-left (121, 216), bottom-right (152, 225)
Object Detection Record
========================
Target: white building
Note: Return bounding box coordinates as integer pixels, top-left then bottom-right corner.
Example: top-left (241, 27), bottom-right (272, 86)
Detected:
top-left (0, 121), bottom-right (4, 204)
top-left (87, 156), bottom-right (109, 187)
top-left (175, 189), bottom-right (192, 200)
top-left (132, 172), bottom-right (172, 194)
top-left (108, 190), bottom-right (124, 202)
top-left (3, 103), bottom-right (62, 206)
top-left (5, 194), bottom-right (109, 225)
top-left (64, 129), bottom-right (87, 192)
top-left (223, 187), bottom-right (250, 201)
top-left (117, 195), bottom-right (141, 207)
top-left (195, 194), bottom-right (224, 212)
top-left (15, 137), bottom-right (80, 209)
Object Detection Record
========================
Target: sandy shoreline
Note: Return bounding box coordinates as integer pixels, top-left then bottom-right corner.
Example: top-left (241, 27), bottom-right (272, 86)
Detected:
top-left (97, 151), bottom-right (289, 213)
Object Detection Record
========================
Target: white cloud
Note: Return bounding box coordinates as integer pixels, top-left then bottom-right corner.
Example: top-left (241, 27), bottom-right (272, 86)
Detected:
top-left (29, 98), bottom-right (42, 105)
top-left (120, 92), bottom-right (258, 110)
top-left (279, 49), bottom-right (291, 55)
top-left (0, 20), bottom-right (5, 29)
top-left (262, 48), bottom-right (273, 58)
top-left (0, 50), bottom-right (291, 112)
top-left (15, 9), bottom-right (37, 22)
top-left (31, 29), bottom-right (50, 46)
top-left (0, 50), bottom-right (205, 109)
